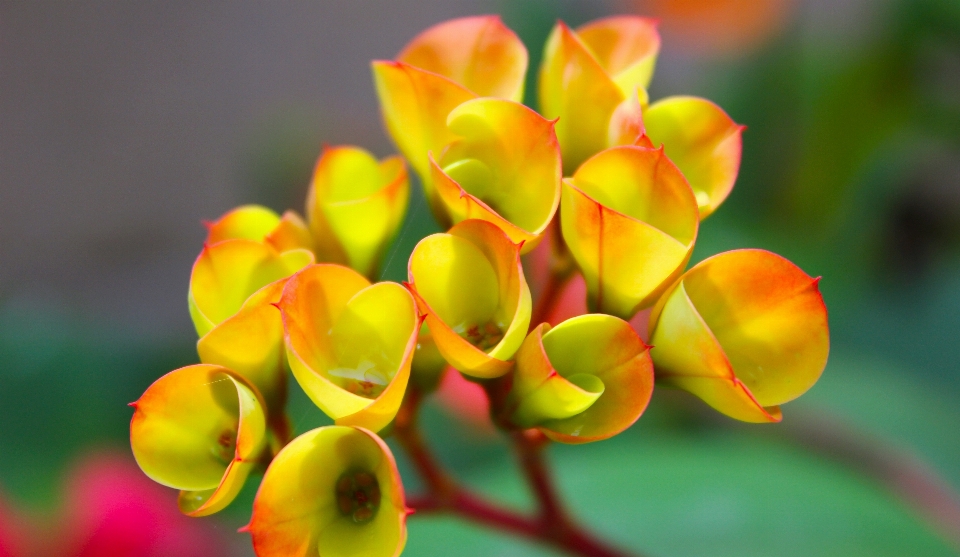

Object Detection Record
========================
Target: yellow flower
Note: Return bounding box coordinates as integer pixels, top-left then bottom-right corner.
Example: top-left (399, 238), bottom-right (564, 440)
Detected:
top-left (247, 425), bottom-right (408, 557)
top-left (129, 364), bottom-right (267, 516)
top-left (278, 264), bottom-right (420, 432)
top-left (407, 219), bottom-right (531, 378)
top-left (306, 145), bottom-right (409, 279)
top-left (648, 249), bottom-right (830, 422)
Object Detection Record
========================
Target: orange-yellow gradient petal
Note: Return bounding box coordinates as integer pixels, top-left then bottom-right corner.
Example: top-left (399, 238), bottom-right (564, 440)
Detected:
top-left (505, 315), bottom-right (653, 443)
top-left (371, 60), bottom-right (476, 204)
top-left (407, 219), bottom-right (531, 378)
top-left (397, 15), bottom-right (527, 102)
top-left (643, 96), bottom-right (744, 218)
top-left (129, 364), bottom-right (267, 516)
top-left (432, 98), bottom-right (561, 251)
top-left (561, 145), bottom-right (699, 319)
top-left (648, 249), bottom-right (829, 422)
top-left (575, 16), bottom-right (660, 99)
top-left (306, 145), bottom-right (410, 279)
top-left (279, 264), bottom-right (419, 432)
top-left (205, 205), bottom-right (313, 253)
top-left (188, 239), bottom-right (313, 337)
top-left (248, 426), bottom-right (407, 557)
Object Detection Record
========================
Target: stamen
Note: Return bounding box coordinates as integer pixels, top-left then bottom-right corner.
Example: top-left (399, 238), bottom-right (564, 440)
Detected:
top-left (335, 468), bottom-right (382, 524)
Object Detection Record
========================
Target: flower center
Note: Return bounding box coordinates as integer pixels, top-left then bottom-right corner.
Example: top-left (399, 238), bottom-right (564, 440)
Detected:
top-left (457, 320), bottom-right (504, 351)
top-left (335, 468), bottom-right (382, 524)
top-left (211, 427), bottom-right (237, 466)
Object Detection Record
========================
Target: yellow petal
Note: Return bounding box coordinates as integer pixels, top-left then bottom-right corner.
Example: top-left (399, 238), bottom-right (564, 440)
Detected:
top-left (205, 205), bottom-right (281, 244)
top-left (129, 365), bottom-right (267, 515)
top-left (266, 210), bottom-right (315, 253)
top-left (643, 96), bottom-right (744, 219)
top-left (432, 98), bottom-right (561, 251)
top-left (248, 426), bottom-right (407, 557)
top-left (575, 16), bottom-right (661, 98)
top-left (397, 15), bottom-right (527, 102)
top-left (507, 315), bottom-right (654, 443)
top-left (189, 239), bottom-right (313, 337)
top-left (307, 145), bottom-right (410, 279)
top-left (371, 60), bottom-right (476, 206)
top-left (538, 22), bottom-right (625, 174)
top-left (280, 264), bottom-right (419, 432)
top-left (649, 249), bottom-right (829, 422)
top-left (561, 146), bottom-right (699, 319)
top-left (407, 219), bottom-right (531, 378)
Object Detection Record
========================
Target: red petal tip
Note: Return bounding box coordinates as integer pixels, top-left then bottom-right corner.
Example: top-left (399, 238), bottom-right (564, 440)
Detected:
top-left (201, 220), bottom-right (213, 230)
top-left (237, 524), bottom-right (251, 533)
top-left (127, 401), bottom-right (137, 408)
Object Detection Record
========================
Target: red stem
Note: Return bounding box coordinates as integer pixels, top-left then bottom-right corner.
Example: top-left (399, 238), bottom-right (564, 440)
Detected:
top-left (395, 389), bottom-right (642, 557)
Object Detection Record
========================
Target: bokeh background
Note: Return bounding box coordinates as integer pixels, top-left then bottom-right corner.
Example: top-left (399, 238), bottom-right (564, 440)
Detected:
top-left (2, 0), bottom-right (959, 555)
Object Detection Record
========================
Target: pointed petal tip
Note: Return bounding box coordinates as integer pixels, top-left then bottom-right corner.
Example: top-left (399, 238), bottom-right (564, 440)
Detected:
top-left (127, 401), bottom-right (138, 408)
top-left (237, 524), bottom-right (251, 534)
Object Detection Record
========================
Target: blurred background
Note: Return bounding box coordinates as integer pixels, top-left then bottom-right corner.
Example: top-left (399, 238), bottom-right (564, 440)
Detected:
top-left (2, 0), bottom-right (959, 555)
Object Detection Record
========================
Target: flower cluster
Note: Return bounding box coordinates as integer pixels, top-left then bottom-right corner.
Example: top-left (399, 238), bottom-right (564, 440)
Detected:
top-left (129, 14), bottom-right (829, 557)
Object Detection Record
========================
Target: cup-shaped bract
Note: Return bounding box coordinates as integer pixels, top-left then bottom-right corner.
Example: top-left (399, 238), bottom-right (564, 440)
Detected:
top-left (648, 249), bottom-right (830, 423)
top-left (431, 98), bottom-right (562, 251)
top-left (129, 364), bottom-right (268, 517)
top-left (561, 145), bottom-right (699, 320)
top-left (205, 204), bottom-right (314, 254)
top-left (189, 239), bottom-right (313, 419)
top-left (643, 96), bottom-right (744, 219)
top-left (372, 16), bottom-right (525, 210)
top-left (279, 264), bottom-right (419, 433)
top-left (396, 15), bottom-right (527, 102)
top-left (306, 145), bottom-right (410, 279)
top-left (247, 426), bottom-right (407, 557)
top-left (506, 315), bottom-right (654, 443)
top-left (539, 17), bottom-right (660, 174)
top-left (407, 219), bottom-right (531, 379)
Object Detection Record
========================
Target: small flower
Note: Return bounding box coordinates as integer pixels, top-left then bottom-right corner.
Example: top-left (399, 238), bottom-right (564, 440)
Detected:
top-left (189, 239), bottom-right (313, 424)
top-left (648, 249), bottom-right (830, 422)
top-left (205, 204), bottom-right (314, 253)
top-left (502, 314), bottom-right (654, 443)
top-left (306, 145), bottom-right (410, 279)
top-left (372, 16), bottom-right (527, 215)
top-left (246, 426), bottom-right (408, 557)
top-left (278, 264), bottom-right (420, 432)
top-left (539, 17), bottom-right (660, 174)
top-left (561, 145), bottom-right (700, 319)
top-left (407, 219), bottom-right (531, 378)
top-left (129, 364), bottom-right (268, 516)
top-left (430, 97), bottom-right (562, 250)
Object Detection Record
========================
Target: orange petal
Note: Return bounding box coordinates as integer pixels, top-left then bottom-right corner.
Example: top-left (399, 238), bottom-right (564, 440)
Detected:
top-left (643, 96), bottom-right (744, 218)
top-left (266, 210), bottom-right (314, 253)
top-left (397, 15), bottom-right (527, 101)
top-left (561, 146), bottom-right (699, 319)
top-left (407, 219), bottom-right (531, 378)
top-left (538, 22), bottom-right (626, 174)
top-left (649, 249), bottom-right (828, 422)
top-left (432, 98), bottom-right (561, 252)
top-left (371, 60), bottom-right (476, 206)
top-left (575, 16), bottom-right (661, 97)
top-left (205, 205), bottom-right (281, 245)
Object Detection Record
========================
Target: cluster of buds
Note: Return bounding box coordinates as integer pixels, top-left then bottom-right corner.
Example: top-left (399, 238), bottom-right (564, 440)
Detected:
top-left (129, 15), bottom-right (829, 557)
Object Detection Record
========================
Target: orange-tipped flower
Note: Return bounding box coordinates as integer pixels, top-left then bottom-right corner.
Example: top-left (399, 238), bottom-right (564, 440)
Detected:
top-left (205, 204), bottom-right (314, 253)
top-left (189, 239), bottom-right (313, 421)
top-left (504, 315), bottom-right (654, 443)
top-left (248, 426), bottom-right (408, 557)
top-left (643, 96), bottom-right (744, 218)
top-left (539, 17), bottom-right (660, 174)
top-left (561, 145), bottom-right (699, 319)
top-left (407, 219), bottom-right (531, 379)
top-left (129, 364), bottom-right (268, 517)
top-left (278, 264), bottom-right (419, 433)
top-left (430, 97), bottom-right (562, 250)
top-left (306, 145), bottom-right (410, 279)
top-left (648, 249), bottom-right (829, 422)
top-left (372, 16), bottom-right (527, 212)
